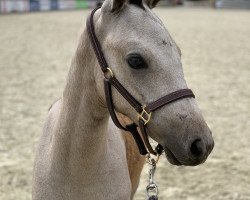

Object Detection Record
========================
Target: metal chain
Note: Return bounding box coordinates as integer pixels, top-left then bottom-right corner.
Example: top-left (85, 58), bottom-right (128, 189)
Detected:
top-left (146, 155), bottom-right (159, 200)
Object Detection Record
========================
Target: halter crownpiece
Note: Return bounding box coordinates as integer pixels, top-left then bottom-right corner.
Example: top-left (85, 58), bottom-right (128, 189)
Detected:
top-left (86, 7), bottom-right (195, 156)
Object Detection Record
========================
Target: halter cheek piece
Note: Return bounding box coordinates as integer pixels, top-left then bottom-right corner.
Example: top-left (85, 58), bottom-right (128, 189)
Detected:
top-left (87, 7), bottom-right (195, 156)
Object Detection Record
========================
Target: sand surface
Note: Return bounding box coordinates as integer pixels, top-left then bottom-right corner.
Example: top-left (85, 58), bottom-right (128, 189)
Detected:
top-left (0, 7), bottom-right (249, 200)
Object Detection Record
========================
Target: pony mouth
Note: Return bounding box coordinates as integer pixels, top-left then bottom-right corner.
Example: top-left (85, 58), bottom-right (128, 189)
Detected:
top-left (164, 146), bottom-right (182, 166)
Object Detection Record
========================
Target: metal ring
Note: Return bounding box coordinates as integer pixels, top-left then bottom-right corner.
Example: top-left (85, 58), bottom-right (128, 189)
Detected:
top-left (104, 68), bottom-right (114, 79)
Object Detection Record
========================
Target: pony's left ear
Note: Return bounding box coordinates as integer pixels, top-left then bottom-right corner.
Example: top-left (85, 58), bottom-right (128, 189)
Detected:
top-left (144, 0), bottom-right (160, 8)
top-left (101, 0), bottom-right (126, 13)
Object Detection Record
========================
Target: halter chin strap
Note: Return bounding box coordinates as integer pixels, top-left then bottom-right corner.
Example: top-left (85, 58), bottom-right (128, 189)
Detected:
top-left (87, 7), bottom-right (195, 156)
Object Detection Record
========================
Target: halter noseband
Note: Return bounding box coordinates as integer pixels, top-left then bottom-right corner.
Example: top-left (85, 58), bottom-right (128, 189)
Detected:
top-left (87, 7), bottom-right (195, 156)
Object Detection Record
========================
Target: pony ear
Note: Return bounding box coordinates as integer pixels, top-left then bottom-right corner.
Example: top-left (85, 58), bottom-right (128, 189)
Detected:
top-left (144, 0), bottom-right (160, 8)
top-left (129, 0), bottom-right (144, 8)
top-left (110, 0), bottom-right (126, 12)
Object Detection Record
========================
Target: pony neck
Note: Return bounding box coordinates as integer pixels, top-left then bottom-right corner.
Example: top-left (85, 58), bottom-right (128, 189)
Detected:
top-left (51, 26), bottom-right (110, 164)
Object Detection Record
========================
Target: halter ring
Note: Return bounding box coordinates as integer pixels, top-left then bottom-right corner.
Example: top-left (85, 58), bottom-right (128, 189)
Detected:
top-left (104, 67), bottom-right (114, 79)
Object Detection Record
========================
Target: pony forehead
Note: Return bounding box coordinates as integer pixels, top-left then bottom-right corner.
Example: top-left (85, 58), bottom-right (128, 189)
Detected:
top-left (113, 19), bottom-right (168, 45)
top-left (119, 4), bottom-right (165, 30)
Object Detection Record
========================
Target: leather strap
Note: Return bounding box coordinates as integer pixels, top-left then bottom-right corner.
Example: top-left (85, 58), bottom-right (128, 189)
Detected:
top-left (87, 7), bottom-right (108, 73)
top-left (145, 89), bottom-right (195, 113)
top-left (104, 78), bottom-right (148, 155)
top-left (105, 77), bottom-right (157, 155)
top-left (139, 119), bottom-right (157, 155)
top-left (108, 77), bottom-right (143, 113)
top-left (104, 79), bottom-right (127, 131)
top-left (125, 123), bottom-right (148, 155)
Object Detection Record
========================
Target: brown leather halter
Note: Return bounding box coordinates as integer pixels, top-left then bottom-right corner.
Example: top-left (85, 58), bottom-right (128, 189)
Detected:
top-left (87, 7), bottom-right (195, 156)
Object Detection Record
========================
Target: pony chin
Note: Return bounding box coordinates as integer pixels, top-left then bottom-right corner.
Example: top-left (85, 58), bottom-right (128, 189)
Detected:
top-left (164, 146), bottom-right (182, 166)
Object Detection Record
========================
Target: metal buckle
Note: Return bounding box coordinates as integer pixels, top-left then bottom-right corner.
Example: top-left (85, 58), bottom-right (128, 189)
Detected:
top-left (104, 67), bottom-right (114, 79)
top-left (139, 105), bottom-right (152, 125)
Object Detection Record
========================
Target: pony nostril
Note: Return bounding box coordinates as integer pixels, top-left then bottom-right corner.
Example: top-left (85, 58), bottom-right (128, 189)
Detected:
top-left (190, 139), bottom-right (204, 159)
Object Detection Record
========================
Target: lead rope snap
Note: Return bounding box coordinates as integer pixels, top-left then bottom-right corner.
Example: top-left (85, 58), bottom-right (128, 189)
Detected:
top-left (146, 154), bottom-right (159, 200)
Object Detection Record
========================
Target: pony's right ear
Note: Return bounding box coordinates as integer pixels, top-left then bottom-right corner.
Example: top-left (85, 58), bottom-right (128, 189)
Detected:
top-left (110, 0), bottom-right (126, 12)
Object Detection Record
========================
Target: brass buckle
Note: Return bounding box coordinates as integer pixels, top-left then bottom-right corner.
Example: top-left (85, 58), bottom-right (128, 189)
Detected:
top-left (139, 105), bottom-right (152, 125)
top-left (104, 67), bottom-right (114, 79)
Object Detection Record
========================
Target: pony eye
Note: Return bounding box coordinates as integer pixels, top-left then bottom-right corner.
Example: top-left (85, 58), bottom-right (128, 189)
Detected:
top-left (126, 54), bottom-right (147, 69)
